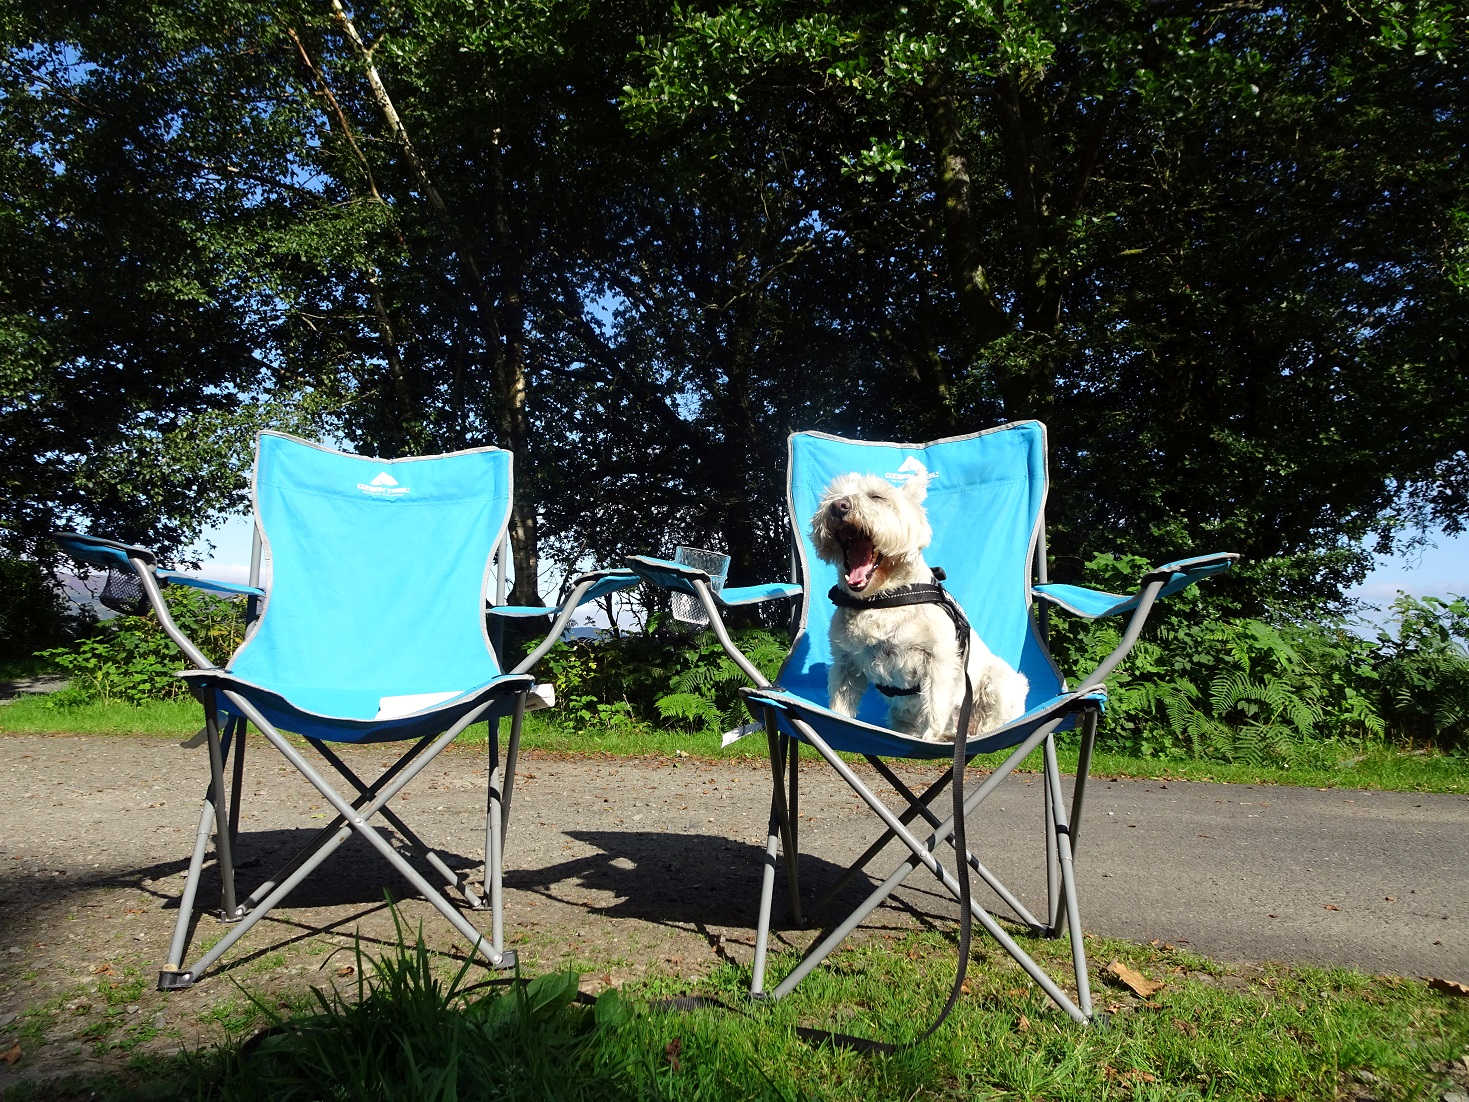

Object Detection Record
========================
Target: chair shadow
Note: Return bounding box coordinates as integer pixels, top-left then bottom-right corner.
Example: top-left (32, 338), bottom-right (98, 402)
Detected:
top-left (128, 827), bottom-right (481, 910)
top-left (505, 829), bottom-right (916, 936)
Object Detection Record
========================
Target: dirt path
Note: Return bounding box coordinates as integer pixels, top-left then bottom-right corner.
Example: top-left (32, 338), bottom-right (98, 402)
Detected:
top-left (1, 732), bottom-right (1465, 1091)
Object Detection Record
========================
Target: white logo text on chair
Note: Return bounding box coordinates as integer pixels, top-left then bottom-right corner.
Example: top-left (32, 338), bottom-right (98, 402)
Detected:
top-left (885, 457), bottom-right (936, 489)
top-left (356, 471), bottom-right (411, 498)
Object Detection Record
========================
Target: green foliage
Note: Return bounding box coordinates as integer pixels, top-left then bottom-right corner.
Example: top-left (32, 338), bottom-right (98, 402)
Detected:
top-left (4, 0), bottom-right (1465, 620)
top-left (1046, 554), bottom-right (1396, 767)
top-left (538, 627), bottom-right (787, 735)
top-left (654, 628), bottom-right (788, 734)
top-left (175, 930), bottom-right (1469, 1102)
top-left (1373, 593), bottom-right (1469, 750)
top-left (191, 909), bottom-right (637, 1100)
top-left (39, 585), bottom-right (246, 707)
top-left (537, 633), bottom-right (685, 732)
top-left (624, 0), bottom-right (1469, 614)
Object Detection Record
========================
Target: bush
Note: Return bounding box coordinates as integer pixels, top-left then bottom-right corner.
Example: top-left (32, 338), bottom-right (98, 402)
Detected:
top-left (1045, 554), bottom-right (1387, 767)
top-left (40, 583), bottom-right (248, 707)
top-left (1373, 593), bottom-right (1469, 751)
top-left (536, 624), bottom-right (787, 735)
top-left (654, 628), bottom-right (787, 733)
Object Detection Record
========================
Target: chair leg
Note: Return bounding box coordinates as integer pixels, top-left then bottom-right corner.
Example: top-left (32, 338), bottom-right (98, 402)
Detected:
top-left (311, 738), bottom-right (484, 909)
top-left (500, 696), bottom-right (525, 842)
top-left (204, 700), bottom-right (240, 922)
top-left (161, 800), bottom-right (217, 983)
top-left (816, 765), bottom-right (952, 914)
top-left (161, 693), bottom-right (517, 989)
top-left (224, 737), bottom-right (430, 921)
top-left (227, 717), bottom-right (246, 856)
top-left (1044, 734), bottom-right (1093, 1019)
top-left (161, 708), bottom-right (245, 988)
top-left (1070, 708), bottom-right (1099, 850)
top-left (786, 735), bottom-right (800, 920)
top-left (485, 693), bottom-right (525, 955)
top-left (865, 756), bottom-right (1045, 934)
top-left (764, 715), bottom-right (1091, 1024)
top-left (1045, 758), bottom-right (1061, 934)
top-left (752, 717), bottom-right (799, 996)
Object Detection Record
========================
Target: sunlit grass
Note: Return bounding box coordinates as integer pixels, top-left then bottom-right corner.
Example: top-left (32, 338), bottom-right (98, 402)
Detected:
top-left (3, 691), bottom-right (1463, 793)
top-left (9, 928), bottom-right (1465, 1101)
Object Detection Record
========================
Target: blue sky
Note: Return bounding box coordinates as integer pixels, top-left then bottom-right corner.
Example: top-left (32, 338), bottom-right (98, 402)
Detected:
top-left (1347, 529), bottom-right (1469, 613)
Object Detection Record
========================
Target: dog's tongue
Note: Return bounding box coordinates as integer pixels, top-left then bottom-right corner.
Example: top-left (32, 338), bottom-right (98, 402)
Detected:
top-left (844, 535), bottom-right (878, 590)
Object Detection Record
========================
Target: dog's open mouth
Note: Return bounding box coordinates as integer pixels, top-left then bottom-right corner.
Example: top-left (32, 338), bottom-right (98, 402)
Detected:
top-left (841, 531), bottom-right (882, 591)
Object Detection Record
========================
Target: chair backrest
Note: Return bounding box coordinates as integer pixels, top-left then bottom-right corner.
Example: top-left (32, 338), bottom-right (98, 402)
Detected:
top-left (778, 421), bottom-right (1062, 724)
top-left (226, 432), bottom-right (512, 719)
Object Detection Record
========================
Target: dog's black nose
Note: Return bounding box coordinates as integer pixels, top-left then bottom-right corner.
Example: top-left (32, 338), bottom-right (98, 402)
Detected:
top-left (830, 497), bottom-right (851, 517)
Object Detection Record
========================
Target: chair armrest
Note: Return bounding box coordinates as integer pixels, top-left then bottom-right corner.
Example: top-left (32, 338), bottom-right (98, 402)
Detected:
top-left (488, 568), bottom-right (642, 619)
top-left (1033, 552), bottom-right (1238, 619)
top-left (720, 582), bottom-right (803, 606)
top-left (623, 555), bottom-right (801, 608)
top-left (55, 532), bottom-right (264, 600)
top-left (157, 571), bottom-right (265, 599)
top-left (620, 555), bottom-right (777, 689)
top-left (506, 569), bottom-right (643, 676)
top-left (1045, 553), bottom-right (1239, 695)
top-left (54, 531), bottom-right (158, 570)
top-left (52, 531), bottom-right (219, 670)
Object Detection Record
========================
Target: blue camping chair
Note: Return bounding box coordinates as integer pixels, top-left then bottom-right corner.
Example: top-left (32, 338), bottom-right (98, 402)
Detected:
top-left (628, 421), bottom-right (1235, 1024)
top-left (56, 431), bottom-right (637, 990)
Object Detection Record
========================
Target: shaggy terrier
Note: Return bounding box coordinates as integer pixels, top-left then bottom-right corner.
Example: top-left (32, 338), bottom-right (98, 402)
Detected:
top-left (810, 471), bottom-right (1029, 741)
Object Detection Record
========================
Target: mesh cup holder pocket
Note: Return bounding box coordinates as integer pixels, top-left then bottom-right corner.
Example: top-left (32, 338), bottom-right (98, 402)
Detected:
top-left (100, 567), bottom-right (148, 616)
top-left (671, 546), bottom-right (730, 627)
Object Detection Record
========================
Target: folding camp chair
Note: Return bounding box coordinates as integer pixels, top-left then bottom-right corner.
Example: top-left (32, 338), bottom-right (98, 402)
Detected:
top-left (56, 431), bottom-right (637, 990)
top-left (627, 421), bottom-right (1235, 1024)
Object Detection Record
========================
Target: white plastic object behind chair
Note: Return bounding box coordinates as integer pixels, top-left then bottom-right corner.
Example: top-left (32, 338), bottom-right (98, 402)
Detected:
top-left (670, 545), bottom-right (730, 626)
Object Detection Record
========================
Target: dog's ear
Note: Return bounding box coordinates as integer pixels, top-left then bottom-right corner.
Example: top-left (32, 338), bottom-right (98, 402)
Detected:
top-left (898, 472), bottom-right (928, 504)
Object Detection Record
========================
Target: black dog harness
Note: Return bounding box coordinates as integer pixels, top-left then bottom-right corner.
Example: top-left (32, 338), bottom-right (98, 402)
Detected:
top-left (827, 568), bottom-right (972, 698)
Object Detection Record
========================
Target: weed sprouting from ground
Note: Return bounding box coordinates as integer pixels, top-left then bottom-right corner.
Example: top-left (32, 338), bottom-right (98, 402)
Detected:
top-left (182, 908), bottom-right (639, 1101)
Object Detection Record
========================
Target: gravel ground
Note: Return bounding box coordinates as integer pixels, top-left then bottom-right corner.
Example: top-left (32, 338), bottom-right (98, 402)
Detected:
top-left (0, 731), bottom-right (1465, 1091)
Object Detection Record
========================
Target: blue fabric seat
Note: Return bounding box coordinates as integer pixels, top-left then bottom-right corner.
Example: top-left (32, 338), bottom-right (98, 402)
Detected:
top-left (628, 420), bottom-right (1234, 1029)
top-left (57, 431), bottom-right (637, 989)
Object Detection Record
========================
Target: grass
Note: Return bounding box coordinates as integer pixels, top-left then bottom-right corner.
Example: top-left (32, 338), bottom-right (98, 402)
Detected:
top-left (3, 692), bottom-right (1464, 793)
top-left (0, 694), bottom-right (201, 737)
top-left (5, 928), bottom-right (1466, 1101)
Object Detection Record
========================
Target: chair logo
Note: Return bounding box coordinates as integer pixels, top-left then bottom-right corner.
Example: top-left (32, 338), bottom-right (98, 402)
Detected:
top-left (356, 470), bottom-right (410, 498)
top-left (885, 457), bottom-right (936, 488)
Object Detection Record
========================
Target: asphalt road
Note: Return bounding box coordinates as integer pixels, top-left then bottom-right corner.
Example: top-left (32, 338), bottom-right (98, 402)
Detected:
top-left (0, 732), bottom-right (1464, 983)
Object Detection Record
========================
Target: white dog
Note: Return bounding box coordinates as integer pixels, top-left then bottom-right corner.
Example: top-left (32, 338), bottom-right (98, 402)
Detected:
top-left (810, 471), bottom-right (1029, 741)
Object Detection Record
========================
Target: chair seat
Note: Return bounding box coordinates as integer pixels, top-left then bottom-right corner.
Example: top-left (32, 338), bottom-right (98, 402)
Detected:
top-left (742, 685), bottom-right (1106, 760)
top-left (180, 669), bottom-right (535, 743)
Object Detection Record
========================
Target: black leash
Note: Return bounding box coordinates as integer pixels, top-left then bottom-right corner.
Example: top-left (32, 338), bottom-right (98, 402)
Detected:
top-left (656, 571), bottom-right (977, 1054)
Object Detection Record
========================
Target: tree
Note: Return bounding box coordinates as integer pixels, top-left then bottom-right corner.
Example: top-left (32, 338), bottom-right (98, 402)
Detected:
top-left (4, 0), bottom-right (1462, 625)
top-left (624, 0), bottom-right (1469, 613)
top-left (0, 3), bottom-right (330, 558)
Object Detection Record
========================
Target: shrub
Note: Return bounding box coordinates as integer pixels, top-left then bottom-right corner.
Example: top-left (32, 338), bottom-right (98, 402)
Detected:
top-left (537, 625), bottom-right (787, 735)
top-left (1373, 593), bottom-right (1469, 751)
top-left (40, 583), bottom-right (248, 706)
top-left (654, 628), bottom-right (787, 733)
top-left (1045, 554), bottom-right (1386, 766)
